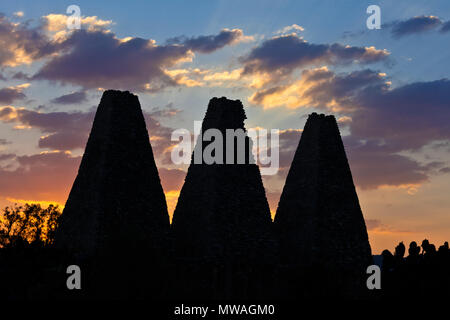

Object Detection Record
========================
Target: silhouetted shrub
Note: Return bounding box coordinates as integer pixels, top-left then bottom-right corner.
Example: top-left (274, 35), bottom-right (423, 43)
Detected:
top-left (0, 203), bottom-right (61, 248)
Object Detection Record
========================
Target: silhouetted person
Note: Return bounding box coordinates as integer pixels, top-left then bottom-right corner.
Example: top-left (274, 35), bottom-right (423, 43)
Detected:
top-left (380, 240), bottom-right (450, 298)
top-left (406, 241), bottom-right (421, 266)
top-left (421, 239), bottom-right (430, 255)
top-left (437, 241), bottom-right (449, 268)
top-left (395, 242), bottom-right (406, 259)
top-left (428, 244), bottom-right (436, 254)
top-left (393, 242), bottom-right (406, 271)
top-left (438, 241), bottom-right (449, 252)
top-left (408, 241), bottom-right (420, 257)
top-left (421, 239), bottom-right (437, 262)
top-left (380, 249), bottom-right (397, 294)
top-left (382, 249), bottom-right (394, 271)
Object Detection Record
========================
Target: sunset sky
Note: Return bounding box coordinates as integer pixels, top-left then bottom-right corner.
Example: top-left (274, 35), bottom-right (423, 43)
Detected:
top-left (1, 0), bottom-right (449, 254)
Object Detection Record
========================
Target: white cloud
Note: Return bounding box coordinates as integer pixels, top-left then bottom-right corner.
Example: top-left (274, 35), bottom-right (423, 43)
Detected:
top-left (275, 24), bottom-right (305, 34)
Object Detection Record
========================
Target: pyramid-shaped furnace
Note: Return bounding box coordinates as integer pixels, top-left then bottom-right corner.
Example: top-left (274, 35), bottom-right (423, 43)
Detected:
top-left (171, 97), bottom-right (273, 263)
top-left (275, 113), bottom-right (372, 270)
top-left (56, 90), bottom-right (169, 257)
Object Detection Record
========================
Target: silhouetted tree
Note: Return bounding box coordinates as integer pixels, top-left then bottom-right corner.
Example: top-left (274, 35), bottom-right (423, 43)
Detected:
top-left (0, 203), bottom-right (61, 248)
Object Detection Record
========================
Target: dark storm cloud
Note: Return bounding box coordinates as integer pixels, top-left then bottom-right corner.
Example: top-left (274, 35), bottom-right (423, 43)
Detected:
top-left (51, 91), bottom-right (87, 105)
top-left (167, 28), bottom-right (248, 53)
top-left (389, 16), bottom-right (443, 38)
top-left (0, 86), bottom-right (26, 104)
top-left (240, 34), bottom-right (389, 77)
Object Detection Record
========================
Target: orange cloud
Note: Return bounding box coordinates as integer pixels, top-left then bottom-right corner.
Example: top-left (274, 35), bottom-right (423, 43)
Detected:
top-left (248, 66), bottom-right (333, 109)
top-left (165, 190), bottom-right (180, 223)
top-left (203, 68), bottom-right (243, 81)
top-left (0, 151), bottom-right (81, 204)
top-left (42, 13), bottom-right (114, 41)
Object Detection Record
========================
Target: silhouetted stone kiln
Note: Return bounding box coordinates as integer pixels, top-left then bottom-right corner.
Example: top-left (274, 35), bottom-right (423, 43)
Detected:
top-left (55, 90), bottom-right (169, 298)
top-left (54, 91), bottom-right (373, 299)
top-left (274, 112), bottom-right (372, 297)
top-left (171, 97), bottom-right (274, 299)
